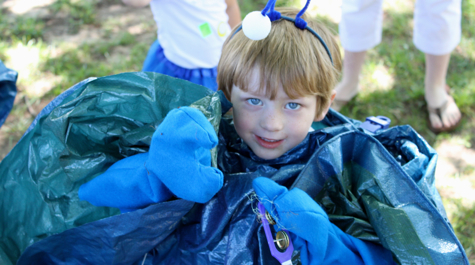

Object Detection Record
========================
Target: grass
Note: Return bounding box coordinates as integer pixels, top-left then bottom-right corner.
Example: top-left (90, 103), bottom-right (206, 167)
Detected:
top-left (41, 30), bottom-right (146, 96)
top-left (0, 0), bottom-right (474, 263)
top-left (444, 198), bottom-right (475, 263)
top-left (49, 0), bottom-right (97, 34)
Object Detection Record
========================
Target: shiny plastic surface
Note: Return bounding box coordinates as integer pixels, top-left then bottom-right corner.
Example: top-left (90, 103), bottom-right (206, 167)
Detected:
top-left (0, 72), bottom-right (468, 265)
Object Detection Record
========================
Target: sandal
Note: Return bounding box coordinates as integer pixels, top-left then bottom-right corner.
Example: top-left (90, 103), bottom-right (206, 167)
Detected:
top-left (427, 92), bottom-right (462, 133)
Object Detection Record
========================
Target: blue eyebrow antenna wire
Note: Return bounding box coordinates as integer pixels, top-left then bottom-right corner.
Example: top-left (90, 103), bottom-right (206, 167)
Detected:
top-left (232, 0), bottom-right (333, 65)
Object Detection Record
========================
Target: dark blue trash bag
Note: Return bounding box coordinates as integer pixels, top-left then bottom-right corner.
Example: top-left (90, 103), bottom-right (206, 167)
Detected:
top-left (0, 60), bottom-right (17, 128)
top-left (0, 73), bottom-right (468, 265)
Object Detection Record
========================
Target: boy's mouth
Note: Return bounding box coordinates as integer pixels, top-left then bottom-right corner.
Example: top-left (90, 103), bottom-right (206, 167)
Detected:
top-left (255, 135), bottom-right (284, 149)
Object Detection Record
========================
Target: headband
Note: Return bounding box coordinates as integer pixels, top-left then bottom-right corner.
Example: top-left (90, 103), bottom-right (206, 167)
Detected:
top-left (232, 0), bottom-right (333, 65)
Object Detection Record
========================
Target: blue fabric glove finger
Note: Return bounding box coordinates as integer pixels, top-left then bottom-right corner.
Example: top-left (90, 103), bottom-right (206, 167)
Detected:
top-left (79, 152), bottom-right (173, 212)
top-left (253, 177), bottom-right (395, 265)
top-left (147, 107), bottom-right (223, 203)
top-left (253, 177), bottom-right (328, 221)
top-left (253, 177), bottom-right (330, 264)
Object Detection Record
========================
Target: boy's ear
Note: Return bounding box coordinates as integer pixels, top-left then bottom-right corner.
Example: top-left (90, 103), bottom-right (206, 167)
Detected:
top-left (314, 90), bottom-right (336, 122)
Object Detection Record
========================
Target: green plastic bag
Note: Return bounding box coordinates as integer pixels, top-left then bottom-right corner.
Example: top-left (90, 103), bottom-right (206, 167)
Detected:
top-left (0, 72), bottom-right (216, 264)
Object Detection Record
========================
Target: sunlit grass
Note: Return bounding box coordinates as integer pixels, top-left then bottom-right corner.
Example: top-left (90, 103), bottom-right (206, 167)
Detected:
top-left (0, 15), bottom-right (45, 42)
top-left (360, 60), bottom-right (395, 93)
top-left (458, 38), bottom-right (475, 61)
top-left (383, 0), bottom-right (414, 14)
top-left (0, 96), bottom-right (43, 155)
top-left (2, 40), bottom-right (55, 96)
top-left (41, 31), bottom-right (150, 96)
top-left (49, 0), bottom-right (96, 34)
top-left (442, 198), bottom-right (475, 264)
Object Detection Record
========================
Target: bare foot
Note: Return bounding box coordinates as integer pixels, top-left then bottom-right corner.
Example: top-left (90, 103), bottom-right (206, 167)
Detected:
top-left (426, 88), bottom-right (462, 132)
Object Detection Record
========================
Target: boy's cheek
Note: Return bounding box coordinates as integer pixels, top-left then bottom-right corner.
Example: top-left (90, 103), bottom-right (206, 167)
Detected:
top-left (232, 105), bottom-right (248, 123)
top-left (233, 112), bottom-right (248, 133)
top-left (232, 110), bottom-right (254, 140)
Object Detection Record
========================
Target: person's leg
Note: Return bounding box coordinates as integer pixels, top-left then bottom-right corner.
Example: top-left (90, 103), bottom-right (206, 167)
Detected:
top-left (424, 53), bottom-right (461, 130)
top-left (332, 50), bottom-right (366, 111)
top-left (335, 0), bottom-right (384, 111)
top-left (414, 0), bottom-right (462, 131)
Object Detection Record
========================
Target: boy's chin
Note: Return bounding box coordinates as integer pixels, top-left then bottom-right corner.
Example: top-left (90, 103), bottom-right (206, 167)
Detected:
top-left (250, 148), bottom-right (285, 160)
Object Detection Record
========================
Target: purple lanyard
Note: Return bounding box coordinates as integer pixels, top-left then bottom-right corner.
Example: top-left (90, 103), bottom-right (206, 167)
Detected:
top-left (258, 202), bottom-right (294, 265)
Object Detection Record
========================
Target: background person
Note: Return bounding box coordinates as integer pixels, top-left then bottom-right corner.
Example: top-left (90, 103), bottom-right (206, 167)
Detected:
top-left (333, 0), bottom-right (462, 133)
top-left (122, 0), bottom-right (241, 91)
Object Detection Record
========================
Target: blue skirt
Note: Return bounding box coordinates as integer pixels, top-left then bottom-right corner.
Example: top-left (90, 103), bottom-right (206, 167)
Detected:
top-left (142, 40), bottom-right (218, 91)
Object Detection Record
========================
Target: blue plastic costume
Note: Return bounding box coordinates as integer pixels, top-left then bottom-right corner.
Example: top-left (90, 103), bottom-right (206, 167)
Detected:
top-left (2, 72), bottom-right (465, 265)
top-left (79, 106), bottom-right (395, 265)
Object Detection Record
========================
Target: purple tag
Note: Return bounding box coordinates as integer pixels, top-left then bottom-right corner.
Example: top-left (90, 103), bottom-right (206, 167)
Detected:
top-left (258, 202), bottom-right (294, 264)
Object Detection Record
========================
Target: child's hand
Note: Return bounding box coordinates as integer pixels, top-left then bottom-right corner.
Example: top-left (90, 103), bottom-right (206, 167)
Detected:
top-left (79, 107), bottom-right (223, 212)
top-left (147, 107), bottom-right (223, 204)
top-left (78, 152), bottom-right (173, 212)
top-left (252, 177), bottom-right (395, 265)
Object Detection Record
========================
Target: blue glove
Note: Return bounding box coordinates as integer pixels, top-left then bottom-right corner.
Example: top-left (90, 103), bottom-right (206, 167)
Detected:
top-left (78, 152), bottom-right (173, 212)
top-left (147, 107), bottom-right (223, 203)
top-left (253, 177), bottom-right (395, 265)
top-left (79, 107), bottom-right (223, 211)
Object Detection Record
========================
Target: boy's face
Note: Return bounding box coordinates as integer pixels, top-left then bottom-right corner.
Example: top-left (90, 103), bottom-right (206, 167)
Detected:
top-left (230, 72), bottom-right (329, 160)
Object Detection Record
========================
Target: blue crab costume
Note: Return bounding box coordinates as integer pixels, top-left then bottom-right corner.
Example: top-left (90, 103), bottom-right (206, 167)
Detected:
top-left (0, 72), bottom-right (468, 265)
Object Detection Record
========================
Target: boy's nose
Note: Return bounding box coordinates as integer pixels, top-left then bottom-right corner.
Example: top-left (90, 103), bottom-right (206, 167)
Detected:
top-left (260, 110), bottom-right (284, 132)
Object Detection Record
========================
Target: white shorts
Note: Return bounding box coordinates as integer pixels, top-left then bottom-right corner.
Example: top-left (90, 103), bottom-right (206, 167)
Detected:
top-left (339, 0), bottom-right (462, 55)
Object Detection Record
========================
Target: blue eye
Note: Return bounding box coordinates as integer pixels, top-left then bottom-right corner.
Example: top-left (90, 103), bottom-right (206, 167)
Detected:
top-left (247, 98), bottom-right (262, 106)
top-left (286, 102), bottom-right (301, 110)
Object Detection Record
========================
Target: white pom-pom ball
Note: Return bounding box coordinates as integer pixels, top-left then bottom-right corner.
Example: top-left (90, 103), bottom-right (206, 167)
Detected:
top-left (242, 11), bottom-right (271, 41)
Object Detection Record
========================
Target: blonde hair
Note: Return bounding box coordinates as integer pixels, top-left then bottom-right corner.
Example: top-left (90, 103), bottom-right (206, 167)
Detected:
top-left (217, 7), bottom-right (342, 117)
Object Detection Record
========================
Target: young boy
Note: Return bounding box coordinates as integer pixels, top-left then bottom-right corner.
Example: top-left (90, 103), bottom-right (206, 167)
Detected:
top-left (76, 6), bottom-right (396, 265)
top-left (215, 6), bottom-right (394, 264)
top-left (217, 6), bottom-right (341, 161)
